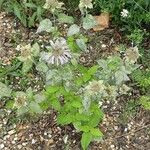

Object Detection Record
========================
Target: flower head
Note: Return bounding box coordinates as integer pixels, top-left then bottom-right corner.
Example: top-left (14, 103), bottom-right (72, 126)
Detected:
top-left (43, 0), bottom-right (64, 13)
top-left (125, 46), bottom-right (140, 63)
top-left (13, 92), bottom-right (27, 109)
top-left (41, 37), bottom-right (71, 65)
top-left (85, 80), bottom-right (105, 96)
top-left (79, 0), bottom-right (93, 11)
top-left (121, 9), bottom-right (129, 17)
top-left (18, 44), bottom-right (32, 62)
top-left (106, 85), bottom-right (118, 99)
top-left (119, 84), bottom-right (131, 94)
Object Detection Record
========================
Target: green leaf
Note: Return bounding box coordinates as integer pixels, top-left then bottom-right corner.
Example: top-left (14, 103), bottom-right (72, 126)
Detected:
top-left (36, 61), bottom-right (48, 73)
top-left (81, 132), bottom-right (93, 150)
top-left (29, 101), bottom-right (42, 114)
top-left (115, 70), bottom-right (130, 85)
top-left (0, 82), bottom-right (12, 98)
top-left (79, 126), bottom-right (90, 132)
top-left (57, 13), bottom-right (74, 24)
top-left (76, 78), bottom-right (84, 86)
top-left (83, 14), bottom-right (96, 30)
top-left (67, 36), bottom-right (80, 52)
top-left (5, 100), bottom-right (14, 109)
top-left (90, 128), bottom-right (103, 137)
top-left (37, 19), bottom-right (54, 33)
top-left (34, 93), bottom-right (46, 103)
top-left (28, 12), bottom-right (37, 27)
top-left (75, 113), bottom-right (89, 121)
top-left (31, 43), bottom-right (40, 57)
top-left (26, 87), bottom-right (33, 100)
top-left (46, 86), bottom-right (60, 94)
top-left (13, 4), bottom-right (22, 22)
top-left (57, 113), bottom-right (73, 125)
top-left (83, 73), bottom-right (91, 82)
top-left (50, 98), bottom-right (61, 111)
top-left (140, 96), bottom-right (150, 110)
top-left (24, 3), bottom-right (37, 8)
top-left (76, 38), bottom-right (87, 51)
top-left (17, 106), bottom-right (28, 116)
top-left (67, 24), bottom-right (80, 37)
top-left (88, 65), bottom-right (99, 75)
top-left (71, 101), bottom-right (82, 108)
top-left (22, 59), bottom-right (33, 74)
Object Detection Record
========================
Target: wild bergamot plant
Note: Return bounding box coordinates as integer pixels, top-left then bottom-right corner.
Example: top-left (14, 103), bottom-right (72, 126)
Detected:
top-left (0, 1), bottom-right (143, 149)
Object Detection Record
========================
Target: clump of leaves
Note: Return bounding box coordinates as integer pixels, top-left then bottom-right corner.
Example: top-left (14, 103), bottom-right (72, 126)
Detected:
top-left (17, 43), bottom-right (40, 74)
top-left (11, 87), bottom-right (46, 115)
top-left (0, 82), bottom-right (12, 99)
top-left (2, 0), bottom-right (45, 27)
top-left (139, 96), bottom-right (150, 110)
top-left (96, 55), bottom-right (139, 85)
top-left (132, 69), bottom-right (150, 89)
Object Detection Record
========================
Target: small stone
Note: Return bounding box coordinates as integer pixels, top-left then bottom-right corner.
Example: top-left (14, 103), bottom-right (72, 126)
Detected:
top-left (124, 128), bottom-right (128, 132)
top-left (114, 126), bottom-right (118, 130)
top-left (31, 139), bottom-right (36, 144)
top-left (48, 134), bottom-right (52, 138)
top-left (17, 145), bottom-right (22, 149)
top-left (101, 44), bottom-right (107, 48)
top-left (3, 135), bottom-right (10, 140)
top-left (22, 142), bottom-right (27, 146)
top-left (44, 132), bottom-right (47, 136)
top-left (11, 140), bottom-right (16, 144)
top-left (8, 130), bottom-right (15, 135)
top-left (14, 137), bottom-right (18, 141)
top-left (0, 144), bottom-right (4, 149)
top-left (110, 145), bottom-right (115, 148)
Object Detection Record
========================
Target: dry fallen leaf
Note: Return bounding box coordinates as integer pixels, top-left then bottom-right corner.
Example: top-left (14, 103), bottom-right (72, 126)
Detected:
top-left (93, 12), bottom-right (110, 31)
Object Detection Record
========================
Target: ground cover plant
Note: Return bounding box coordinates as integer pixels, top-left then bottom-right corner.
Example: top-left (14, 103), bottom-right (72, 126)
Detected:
top-left (0, 0), bottom-right (150, 150)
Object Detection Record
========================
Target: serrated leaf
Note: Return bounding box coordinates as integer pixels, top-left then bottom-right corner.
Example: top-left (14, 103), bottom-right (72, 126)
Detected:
top-left (88, 65), bottom-right (99, 75)
top-left (83, 73), bottom-right (91, 82)
top-left (46, 86), bottom-right (60, 94)
top-left (26, 87), bottom-right (33, 100)
top-left (34, 93), bottom-right (46, 103)
top-left (76, 38), bottom-right (87, 51)
top-left (140, 96), bottom-right (150, 110)
top-left (29, 101), bottom-right (42, 113)
top-left (58, 13), bottom-right (74, 24)
top-left (90, 128), bottom-right (103, 137)
top-left (57, 113), bottom-right (73, 125)
top-left (17, 106), bottom-right (28, 115)
top-left (83, 14), bottom-right (97, 30)
top-left (0, 82), bottom-right (12, 98)
top-left (31, 43), bottom-right (40, 57)
top-left (71, 101), bottom-right (82, 108)
top-left (67, 24), bottom-right (80, 37)
top-left (50, 98), bottom-right (61, 111)
top-left (36, 61), bottom-right (48, 73)
top-left (81, 132), bottom-right (93, 150)
top-left (115, 70), bottom-right (130, 85)
top-left (37, 19), bottom-right (54, 33)
top-left (79, 126), bottom-right (90, 132)
top-left (22, 59), bottom-right (33, 74)
top-left (67, 36), bottom-right (80, 52)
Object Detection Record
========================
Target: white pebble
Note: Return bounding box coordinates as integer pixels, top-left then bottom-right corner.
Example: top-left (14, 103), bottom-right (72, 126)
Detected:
top-left (110, 145), bottom-right (115, 148)
top-left (22, 142), bottom-right (27, 146)
top-left (8, 130), bottom-right (15, 135)
top-left (17, 145), bottom-right (22, 149)
top-left (101, 44), bottom-right (107, 48)
top-left (31, 139), bottom-right (36, 144)
top-left (0, 144), bottom-right (5, 149)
